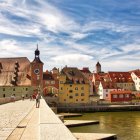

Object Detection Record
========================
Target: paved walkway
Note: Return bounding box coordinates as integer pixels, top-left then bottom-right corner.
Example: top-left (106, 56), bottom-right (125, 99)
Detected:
top-left (0, 99), bottom-right (117, 140)
top-left (0, 99), bottom-right (76, 140)
top-left (0, 99), bottom-right (36, 140)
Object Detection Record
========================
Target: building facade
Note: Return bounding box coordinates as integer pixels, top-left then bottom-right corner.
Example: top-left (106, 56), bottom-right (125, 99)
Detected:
top-left (0, 46), bottom-right (44, 98)
top-left (131, 70), bottom-right (140, 91)
top-left (43, 67), bottom-right (59, 96)
top-left (108, 91), bottom-right (132, 102)
top-left (58, 67), bottom-right (90, 104)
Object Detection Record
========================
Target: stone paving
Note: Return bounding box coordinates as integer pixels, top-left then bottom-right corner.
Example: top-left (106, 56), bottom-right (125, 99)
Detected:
top-left (0, 100), bottom-right (35, 140)
top-left (0, 99), bottom-right (117, 140)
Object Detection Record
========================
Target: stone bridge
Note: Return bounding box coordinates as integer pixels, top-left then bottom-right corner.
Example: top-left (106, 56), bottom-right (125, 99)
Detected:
top-left (0, 98), bottom-right (76, 140)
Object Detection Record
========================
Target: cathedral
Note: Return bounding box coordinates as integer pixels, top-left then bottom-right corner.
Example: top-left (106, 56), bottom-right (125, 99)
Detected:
top-left (0, 46), bottom-right (43, 98)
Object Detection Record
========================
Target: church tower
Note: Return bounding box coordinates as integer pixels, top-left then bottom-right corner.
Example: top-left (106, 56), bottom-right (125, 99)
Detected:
top-left (96, 61), bottom-right (101, 73)
top-left (31, 45), bottom-right (43, 90)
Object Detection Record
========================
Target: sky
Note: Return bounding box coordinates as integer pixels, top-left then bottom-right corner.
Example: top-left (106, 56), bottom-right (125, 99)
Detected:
top-left (0, 0), bottom-right (140, 72)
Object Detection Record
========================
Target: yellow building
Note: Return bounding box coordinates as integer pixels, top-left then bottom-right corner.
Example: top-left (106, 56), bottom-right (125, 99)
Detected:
top-left (58, 67), bottom-right (90, 104)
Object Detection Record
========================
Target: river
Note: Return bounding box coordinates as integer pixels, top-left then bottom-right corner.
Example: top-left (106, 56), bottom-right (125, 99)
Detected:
top-left (68, 111), bottom-right (140, 140)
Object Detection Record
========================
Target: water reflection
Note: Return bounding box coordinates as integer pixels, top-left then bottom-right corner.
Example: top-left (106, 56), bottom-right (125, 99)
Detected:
top-left (68, 112), bottom-right (140, 140)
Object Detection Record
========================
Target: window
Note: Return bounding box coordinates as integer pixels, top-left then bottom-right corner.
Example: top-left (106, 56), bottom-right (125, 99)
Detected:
top-left (60, 87), bottom-right (63, 90)
top-left (3, 94), bottom-right (5, 98)
top-left (76, 99), bottom-right (78, 101)
top-left (119, 94), bottom-right (123, 98)
top-left (81, 87), bottom-right (84, 90)
top-left (106, 89), bottom-right (108, 92)
top-left (113, 94), bottom-right (117, 98)
top-left (69, 90), bottom-right (73, 93)
top-left (69, 96), bottom-right (73, 99)
top-left (70, 85), bottom-right (72, 87)
top-left (26, 94), bottom-right (28, 97)
top-left (81, 99), bottom-right (84, 101)
top-left (106, 94), bottom-right (108, 97)
top-left (51, 81), bottom-right (55, 84)
top-left (75, 87), bottom-right (78, 90)
top-left (3, 88), bottom-right (5, 91)
top-left (125, 94), bottom-right (129, 98)
top-left (46, 81), bottom-right (50, 84)
top-left (26, 88), bottom-right (28, 91)
top-left (13, 88), bottom-right (15, 91)
top-left (75, 93), bottom-right (79, 96)
top-left (64, 99), bottom-right (66, 101)
top-left (81, 93), bottom-right (85, 96)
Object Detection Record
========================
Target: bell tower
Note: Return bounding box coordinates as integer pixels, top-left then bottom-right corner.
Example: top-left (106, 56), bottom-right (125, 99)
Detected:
top-left (31, 45), bottom-right (44, 90)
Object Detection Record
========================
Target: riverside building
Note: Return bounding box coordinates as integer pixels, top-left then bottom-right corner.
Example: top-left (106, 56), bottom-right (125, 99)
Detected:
top-left (58, 67), bottom-right (90, 104)
top-left (0, 46), bottom-right (44, 98)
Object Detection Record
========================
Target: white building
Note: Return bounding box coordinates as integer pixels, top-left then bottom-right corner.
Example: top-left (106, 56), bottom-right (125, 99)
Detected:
top-left (131, 71), bottom-right (140, 91)
top-left (98, 82), bottom-right (118, 100)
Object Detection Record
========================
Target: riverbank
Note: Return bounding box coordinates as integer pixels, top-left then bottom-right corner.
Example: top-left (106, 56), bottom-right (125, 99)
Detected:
top-left (58, 104), bottom-right (140, 113)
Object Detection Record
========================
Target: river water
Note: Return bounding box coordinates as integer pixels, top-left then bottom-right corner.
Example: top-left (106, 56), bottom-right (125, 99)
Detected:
top-left (68, 111), bottom-right (140, 140)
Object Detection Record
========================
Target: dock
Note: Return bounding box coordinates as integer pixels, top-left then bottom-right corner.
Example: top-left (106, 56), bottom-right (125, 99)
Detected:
top-left (64, 120), bottom-right (99, 127)
top-left (59, 113), bottom-right (82, 117)
top-left (73, 133), bottom-right (117, 140)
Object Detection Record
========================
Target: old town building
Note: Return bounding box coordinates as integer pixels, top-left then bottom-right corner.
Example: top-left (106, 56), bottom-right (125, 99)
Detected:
top-left (131, 70), bottom-right (140, 91)
top-left (108, 91), bottom-right (132, 102)
top-left (43, 67), bottom-right (59, 96)
top-left (58, 67), bottom-right (90, 104)
top-left (80, 67), bottom-right (93, 96)
top-left (108, 72), bottom-right (134, 91)
top-left (98, 81), bottom-right (118, 100)
top-left (0, 46), bottom-right (43, 98)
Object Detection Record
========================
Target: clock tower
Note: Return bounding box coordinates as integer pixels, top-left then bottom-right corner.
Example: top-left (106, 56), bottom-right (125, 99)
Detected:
top-left (31, 45), bottom-right (43, 90)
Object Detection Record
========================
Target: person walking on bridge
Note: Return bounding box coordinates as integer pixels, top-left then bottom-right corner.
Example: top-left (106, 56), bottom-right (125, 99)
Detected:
top-left (36, 93), bottom-right (41, 108)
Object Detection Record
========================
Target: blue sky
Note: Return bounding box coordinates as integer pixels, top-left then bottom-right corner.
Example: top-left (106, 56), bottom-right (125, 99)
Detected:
top-left (0, 0), bottom-right (140, 72)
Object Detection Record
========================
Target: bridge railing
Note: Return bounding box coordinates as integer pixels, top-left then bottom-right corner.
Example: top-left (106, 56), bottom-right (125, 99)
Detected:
top-left (0, 96), bottom-right (21, 105)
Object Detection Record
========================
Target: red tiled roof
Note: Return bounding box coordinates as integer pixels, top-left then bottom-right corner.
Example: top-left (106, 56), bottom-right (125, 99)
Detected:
top-left (132, 70), bottom-right (140, 78)
top-left (101, 81), bottom-right (117, 89)
top-left (93, 73), bottom-right (109, 81)
top-left (108, 72), bottom-right (133, 83)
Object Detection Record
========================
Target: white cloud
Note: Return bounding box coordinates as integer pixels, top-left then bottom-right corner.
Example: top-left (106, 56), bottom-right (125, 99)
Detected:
top-left (0, 39), bottom-right (33, 57)
top-left (71, 32), bottom-right (89, 40)
top-left (0, 0), bottom-right (140, 72)
top-left (82, 21), bottom-right (137, 33)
